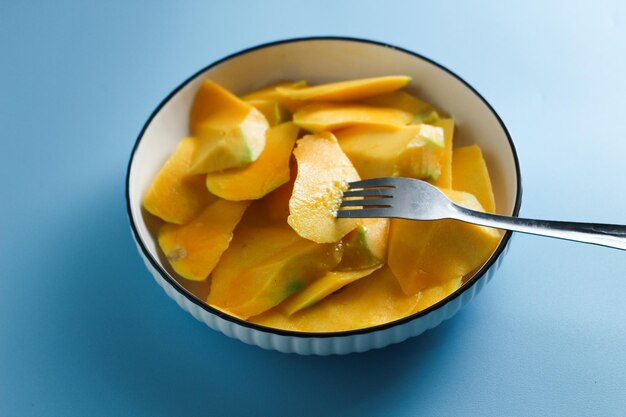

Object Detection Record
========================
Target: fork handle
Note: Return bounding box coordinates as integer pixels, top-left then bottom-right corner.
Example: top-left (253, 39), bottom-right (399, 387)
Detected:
top-left (452, 205), bottom-right (626, 251)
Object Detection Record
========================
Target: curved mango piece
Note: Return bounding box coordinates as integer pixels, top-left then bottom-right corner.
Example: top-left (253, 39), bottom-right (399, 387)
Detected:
top-left (336, 218), bottom-right (389, 270)
top-left (277, 75), bottom-right (411, 102)
top-left (158, 199), bottom-right (250, 281)
top-left (431, 118), bottom-right (454, 188)
top-left (207, 223), bottom-right (342, 319)
top-left (452, 145), bottom-right (496, 213)
top-left (142, 137), bottom-right (216, 224)
top-left (242, 80), bottom-right (307, 113)
top-left (410, 277), bottom-right (463, 314)
top-left (281, 265), bottom-right (382, 316)
top-left (189, 80), bottom-right (269, 174)
top-left (288, 132), bottom-right (361, 243)
top-left (189, 108), bottom-right (268, 174)
top-left (250, 266), bottom-right (422, 332)
top-left (337, 123), bottom-right (444, 180)
top-left (190, 80), bottom-right (253, 134)
top-left (388, 190), bottom-right (501, 295)
top-left (205, 123), bottom-right (299, 201)
top-left (252, 269), bottom-right (463, 332)
top-left (293, 103), bottom-right (412, 133)
top-left (362, 90), bottom-right (439, 123)
top-left (257, 170), bottom-right (295, 223)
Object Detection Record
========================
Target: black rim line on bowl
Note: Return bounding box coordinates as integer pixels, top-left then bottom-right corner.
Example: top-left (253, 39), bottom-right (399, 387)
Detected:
top-left (125, 35), bottom-right (523, 339)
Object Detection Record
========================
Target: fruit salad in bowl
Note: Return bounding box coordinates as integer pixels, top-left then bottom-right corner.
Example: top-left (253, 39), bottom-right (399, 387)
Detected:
top-left (126, 37), bottom-right (521, 354)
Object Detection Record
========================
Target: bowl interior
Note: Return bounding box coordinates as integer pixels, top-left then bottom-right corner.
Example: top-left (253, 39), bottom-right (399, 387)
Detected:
top-left (128, 38), bottom-right (520, 326)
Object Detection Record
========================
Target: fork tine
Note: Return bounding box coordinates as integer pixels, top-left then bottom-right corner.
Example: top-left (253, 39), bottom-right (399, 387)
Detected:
top-left (336, 208), bottom-right (392, 218)
top-left (340, 198), bottom-right (392, 207)
top-left (348, 178), bottom-right (396, 189)
top-left (342, 188), bottom-right (393, 198)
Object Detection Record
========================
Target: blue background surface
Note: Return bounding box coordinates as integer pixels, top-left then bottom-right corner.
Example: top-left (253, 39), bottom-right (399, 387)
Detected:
top-left (2, 1), bottom-right (626, 416)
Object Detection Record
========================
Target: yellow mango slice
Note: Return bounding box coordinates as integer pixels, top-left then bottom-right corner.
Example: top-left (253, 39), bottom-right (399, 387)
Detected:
top-left (388, 190), bottom-right (501, 295)
top-left (293, 103), bottom-right (413, 133)
top-left (142, 138), bottom-right (216, 224)
top-left (288, 132), bottom-right (361, 243)
top-left (246, 99), bottom-right (290, 126)
top-left (189, 111), bottom-right (268, 174)
top-left (281, 265), bottom-right (382, 316)
top-left (336, 218), bottom-right (389, 270)
top-left (277, 75), bottom-right (411, 102)
top-left (410, 277), bottom-right (463, 314)
top-left (188, 80), bottom-right (268, 174)
top-left (205, 123), bottom-right (299, 201)
top-left (452, 145), bottom-right (496, 213)
top-left (242, 80), bottom-right (307, 113)
top-left (158, 199), bottom-right (250, 281)
top-left (258, 172), bottom-right (295, 223)
top-left (431, 118), bottom-right (454, 188)
top-left (207, 223), bottom-right (342, 319)
top-left (250, 266), bottom-right (422, 332)
top-left (336, 123), bottom-right (445, 180)
top-left (190, 80), bottom-right (254, 134)
top-left (362, 90), bottom-right (439, 123)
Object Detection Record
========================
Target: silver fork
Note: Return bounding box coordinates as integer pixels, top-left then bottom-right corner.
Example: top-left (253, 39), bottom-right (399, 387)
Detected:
top-left (336, 177), bottom-right (626, 251)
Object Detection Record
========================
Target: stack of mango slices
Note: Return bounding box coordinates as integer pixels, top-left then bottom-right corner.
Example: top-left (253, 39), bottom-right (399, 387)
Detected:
top-left (142, 75), bottom-right (501, 332)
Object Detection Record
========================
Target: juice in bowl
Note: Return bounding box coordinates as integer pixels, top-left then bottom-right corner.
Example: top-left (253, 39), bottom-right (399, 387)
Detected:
top-left (126, 37), bottom-right (521, 355)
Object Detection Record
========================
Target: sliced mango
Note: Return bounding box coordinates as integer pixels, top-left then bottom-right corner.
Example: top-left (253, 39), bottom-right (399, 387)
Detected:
top-left (410, 276), bottom-right (463, 314)
top-left (293, 103), bottom-right (412, 133)
top-left (242, 80), bottom-right (307, 113)
top-left (145, 76), bottom-right (504, 332)
top-left (246, 99), bottom-right (290, 126)
top-left (258, 170), bottom-right (295, 223)
top-left (362, 90), bottom-right (439, 123)
top-left (336, 218), bottom-right (389, 270)
top-left (452, 145), bottom-right (496, 213)
top-left (336, 123), bottom-right (444, 180)
top-left (190, 80), bottom-right (254, 134)
top-left (188, 80), bottom-right (269, 174)
top-left (207, 223), bottom-right (342, 319)
top-left (142, 138), bottom-right (216, 224)
top-left (288, 132), bottom-right (361, 243)
top-left (250, 266), bottom-right (422, 332)
top-left (281, 266), bottom-right (382, 316)
top-left (276, 76), bottom-right (411, 102)
top-left (388, 190), bottom-right (501, 295)
top-left (158, 199), bottom-right (250, 281)
top-left (205, 123), bottom-right (299, 201)
top-left (189, 112), bottom-right (268, 174)
top-left (431, 118), bottom-right (454, 188)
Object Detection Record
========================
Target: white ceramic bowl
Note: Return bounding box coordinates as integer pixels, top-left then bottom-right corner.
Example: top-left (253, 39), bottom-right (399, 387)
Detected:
top-left (126, 37), bottom-right (522, 355)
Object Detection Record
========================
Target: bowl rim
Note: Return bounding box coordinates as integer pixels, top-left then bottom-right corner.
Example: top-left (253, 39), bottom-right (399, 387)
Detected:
top-left (126, 35), bottom-right (523, 338)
